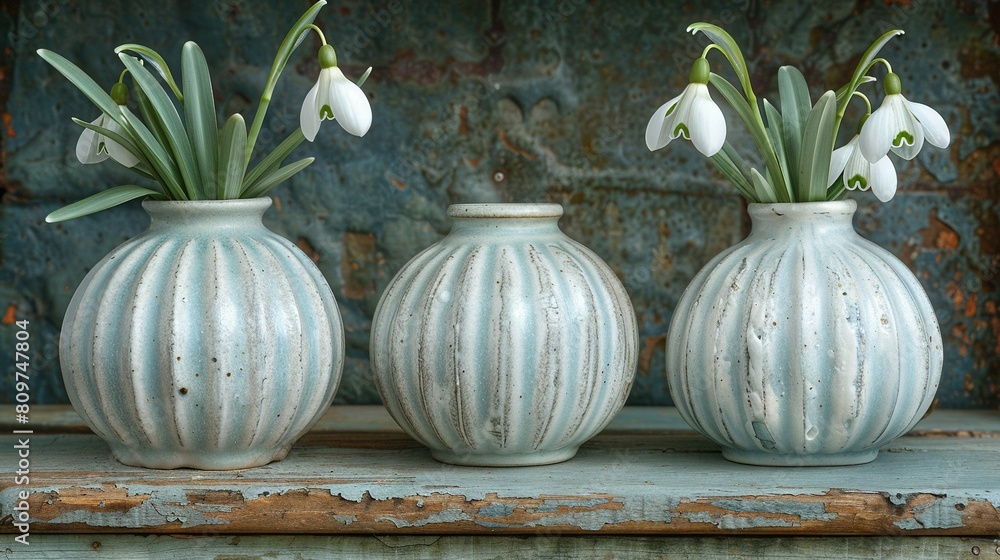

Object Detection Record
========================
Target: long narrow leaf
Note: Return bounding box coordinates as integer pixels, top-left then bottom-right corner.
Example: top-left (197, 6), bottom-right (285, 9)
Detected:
top-left (798, 90), bottom-right (838, 202)
top-left (241, 157), bottom-right (314, 199)
top-left (837, 29), bottom-right (903, 116)
top-left (182, 41), bottom-right (219, 200)
top-left (36, 49), bottom-right (124, 127)
top-left (120, 53), bottom-right (202, 199)
top-left (710, 146), bottom-right (756, 202)
top-left (245, 0), bottom-right (327, 159)
top-left (243, 129), bottom-right (305, 190)
top-left (778, 65), bottom-right (811, 182)
top-left (762, 99), bottom-right (791, 195)
top-left (709, 73), bottom-right (789, 202)
top-left (45, 185), bottom-right (164, 223)
top-left (218, 114), bottom-right (248, 199)
top-left (750, 168), bottom-right (778, 203)
top-left (119, 106), bottom-right (187, 200)
top-left (114, 44), bottom-right (183, 100)
top-left (132, 81), bottom-right (171, 151)
top-left (687, 23), bottom-right (753, 98)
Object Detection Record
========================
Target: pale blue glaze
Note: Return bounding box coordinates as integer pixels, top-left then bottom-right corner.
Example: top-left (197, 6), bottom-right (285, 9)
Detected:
top-left (59, 198), bottom-right (344, 470)
top-left (666, 200), bottom-right (943, 466)
top-left (371, 203), bottom-right (638, 466)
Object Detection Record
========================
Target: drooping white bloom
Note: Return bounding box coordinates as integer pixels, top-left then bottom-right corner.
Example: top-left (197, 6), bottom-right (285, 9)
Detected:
top-left (829, 134), bottom-right (898, 202)
top-left (859, 75), bottom-right (949, 163)
top-left (645, 82), bottom-right (726, 157)
top-left (75, 110), bottom-right (139, 168)
top-left (300, 65), bottom-right (372, 141)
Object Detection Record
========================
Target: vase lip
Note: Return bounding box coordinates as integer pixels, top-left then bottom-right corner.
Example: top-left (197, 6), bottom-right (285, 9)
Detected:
top-left (448, 203), bottom-right (564, 219)
top-left (141, 197), bottom-right (272, 211)
top-left (747, 199), bottom-right (857, 218)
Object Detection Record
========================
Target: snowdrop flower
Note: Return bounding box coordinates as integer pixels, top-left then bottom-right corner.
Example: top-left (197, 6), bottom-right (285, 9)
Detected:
top-left (300, 44), bottom-right (372, 141)
top-left (645, 57), bottom-right (726, 157)
top-left (76, 83), bottom-right (139, 168)
top-left (829, 134), bottom-right (898, 202)
top-left (859, 72), bottom-right (949, 163)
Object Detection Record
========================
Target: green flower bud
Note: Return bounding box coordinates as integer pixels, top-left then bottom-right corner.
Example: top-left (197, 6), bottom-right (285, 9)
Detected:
top-left (318, 44), bottom-right (337, 69)
top-left (884, 72), bottom-right (902, 96)
top-left (110, 82), bottom-right (128, 105)
top-left (689, 57), bottom-right (710, 85)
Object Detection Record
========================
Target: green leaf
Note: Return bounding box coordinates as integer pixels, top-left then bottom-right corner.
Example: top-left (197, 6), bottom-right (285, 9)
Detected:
top-left (837, 29), bottom-right (903, 116)
top-left (762, 98), bottom-right (791, 195)
top-left (131, 80), bottom-right (171, 152)
top-left (709, 73), bottom-right (789, 202)
top-left (36, 49), bottom-right (123, 127)
top-left (245, 0), bottom-right (327, 160)
top-left (181, 41), bottom-right (219, 200)
top-left (119, 106), bottom-right (187, 200)
top-left (114, 43), bottom-right (183, 101)
top-left (835, 75), bottom-right (875, 101)
top-left (120, 53), bottom-right (203, 199)
top-left (778, 65), bottom-right (811, 181)
top-left (827, 176), bottom-right (847, 201)
top-left (241, 157), bottom-right (314, 199)
top-left (709, 142), bottom-right (756, 202)
top-left (45, 185), bottom-right (164, 223)
top-left (750, 168), bottom-right (778, 203)
top-left (242, 129), bottom-right (305, 191)
top-left (218, 114), bottom-right (248, 200)
top-left (687, 23), bottom-right (753, 97)
top-left (356, 67), bottom-right (372, 87)
top-left (798, 90), bottom-right (838, 202)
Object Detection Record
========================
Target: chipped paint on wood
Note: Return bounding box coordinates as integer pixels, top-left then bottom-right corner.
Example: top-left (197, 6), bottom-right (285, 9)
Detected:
top-left (1, 406), bottom-right (998, 536)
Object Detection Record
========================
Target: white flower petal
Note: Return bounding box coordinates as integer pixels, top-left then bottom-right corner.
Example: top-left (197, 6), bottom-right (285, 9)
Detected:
top-left (889, 112), bottom-right (923, 160)
top-left (859, 105), bottom-right (893, 163)
top-left (861, 95), bottom-right (924, 162)
top-left (645, 95), bottom-right (680, 151)
top-left (906, 100), bottom-right (950, 149)
top-left (299, 81), bottom-right (321, 142)
top-left (869, 156), bottom-right (898, 202)
top-left (76, 114), bottom-right (109, 164)
top-left (326, 67), bottom-right (372, 137)
top-left (687, 88), bottom-right (726, 156)
top-left (102, 116), bottom-right (139, 168)
top-left (843, 143), bottom-right (873, 191)
top-left (828, 137), bottom-right (855, 187)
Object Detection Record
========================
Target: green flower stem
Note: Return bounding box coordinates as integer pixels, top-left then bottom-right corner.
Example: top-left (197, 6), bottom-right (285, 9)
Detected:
top-left (118, 68), bottom-right (129, 83)
top-left (244, 0), bottom-right (327, 163)
top-left (304, 24), bottom-right (327, 45)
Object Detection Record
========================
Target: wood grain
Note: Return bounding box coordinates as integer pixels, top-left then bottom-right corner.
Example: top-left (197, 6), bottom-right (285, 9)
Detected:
top-left (1, 406), bottom-right (997, 536)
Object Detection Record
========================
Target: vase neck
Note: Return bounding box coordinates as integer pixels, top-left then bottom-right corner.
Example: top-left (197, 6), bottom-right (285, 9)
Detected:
top-left (447, 203), bottom-right (564, 237)
top-left (142, 198), bottom-right (271, 231)
top-left (747, 200), bottom-right (857, 237)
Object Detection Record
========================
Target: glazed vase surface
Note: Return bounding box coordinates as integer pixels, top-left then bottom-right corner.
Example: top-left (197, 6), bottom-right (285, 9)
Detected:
top-left (665, 200), bottom-right (942, 466)
top-left (371, 203), bottom-right (638, 466)
top-left (60, 198), bottom-right (344, 469)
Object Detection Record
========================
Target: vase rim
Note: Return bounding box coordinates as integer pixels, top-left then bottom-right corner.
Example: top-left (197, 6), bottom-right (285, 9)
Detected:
top-left (747, 199), bottom-right (857, 217)
top-left (448, 203), bottom-right (563, 219)
top-left (141, 197), bottom-right (272, 211)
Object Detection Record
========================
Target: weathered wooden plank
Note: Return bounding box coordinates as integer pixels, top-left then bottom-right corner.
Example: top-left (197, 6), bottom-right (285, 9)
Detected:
top-left (0, 407), bottom-right (998, 536)
top-left (2, 534), bottom-right (997, 559)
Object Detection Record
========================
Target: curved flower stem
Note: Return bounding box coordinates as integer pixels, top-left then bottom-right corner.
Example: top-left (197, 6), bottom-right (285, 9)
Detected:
top-left (244, 0), bottom-right (327, 162)
top-left (852, 91), bottom-right (872, 115)
top-left (304, 24), bottom-right (328, 45)
top-left (117, 68), bottom-right (130, 83)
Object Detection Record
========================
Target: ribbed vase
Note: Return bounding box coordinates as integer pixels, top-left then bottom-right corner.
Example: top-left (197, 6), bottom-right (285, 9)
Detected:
top-left (666, 200), bottom-right (942, 466)
top-left (371, 203), bottom-right (638, 466)
top-left (60, 198), bottom-right (344, 470)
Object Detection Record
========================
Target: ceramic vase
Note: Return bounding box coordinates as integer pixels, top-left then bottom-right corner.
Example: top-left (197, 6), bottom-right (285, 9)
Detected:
top-left (371, 203), bottom-right (638, 466)
top-left (666, 200), bottom-right (942, 466)
top-left (60, 198), bottom-right (344, 470)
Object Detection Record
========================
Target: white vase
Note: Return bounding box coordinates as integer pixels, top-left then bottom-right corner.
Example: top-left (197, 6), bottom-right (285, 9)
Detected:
top-left (666, 200), bottom-right (942, 466)
top-left (371, 203), bottom-right (638, 466)
top-left (60, 198), bottom-right (344, 469)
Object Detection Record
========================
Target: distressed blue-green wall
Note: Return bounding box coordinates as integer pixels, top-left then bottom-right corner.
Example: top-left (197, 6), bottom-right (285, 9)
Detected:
top-left (0, 0), bottom-right (997, 408)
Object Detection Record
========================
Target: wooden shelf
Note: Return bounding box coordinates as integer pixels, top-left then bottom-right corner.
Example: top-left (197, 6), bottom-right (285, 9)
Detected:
top-left (1, 406), bottom-right (998, 539)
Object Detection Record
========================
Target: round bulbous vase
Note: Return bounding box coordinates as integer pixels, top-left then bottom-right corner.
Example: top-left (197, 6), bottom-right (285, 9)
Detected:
top-left (371, 203), bottom-right (638, 466)
top-left (666, 199), bottom-right (942, 466)
top-left (59, 198), bottom-right (344, 470)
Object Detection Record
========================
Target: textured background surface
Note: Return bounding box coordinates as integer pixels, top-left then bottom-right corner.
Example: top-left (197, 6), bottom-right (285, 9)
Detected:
top-left (0, 0), bottom-right (996, 408)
